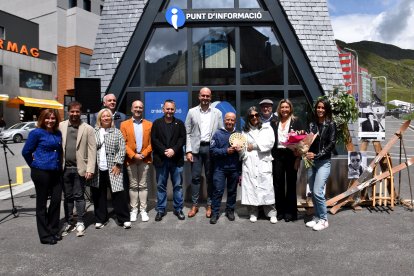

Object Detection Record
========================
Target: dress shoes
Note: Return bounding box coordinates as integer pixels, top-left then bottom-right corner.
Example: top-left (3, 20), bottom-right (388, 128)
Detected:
top-left (53, 234), bottom-right (62, 241)
top-left (41, 238), bottom-right (58, 245)
top-left (173, 210), bottom-right (185, 220)
top-left (225, 210), bottom-right (235, 221)
top-left (210, 214), bottom-right (219, 224)
top-left (155, 212), bottom-right (165, 221)
top-left (187, 206), bottom-right (199, 217)
top-left (277, 214), bottom-right (285, 221)
top-left (284, 215), bottom-right (297, 222)
top-left (205, 205), bottom-right (212, 218)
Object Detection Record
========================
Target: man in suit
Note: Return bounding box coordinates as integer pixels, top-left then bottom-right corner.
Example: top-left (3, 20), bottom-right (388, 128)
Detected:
top-left (120, 100), bottom-right (152, 223)
top-left (361, 113), bottom-right (380, 132)
top-left (90, 93), bottom-right (126, 129)
top-left (185, 87), bottom-right (223, 218)
top-left (59, 101), bottom-right (96, 237)
top-left (151, 99), bottom-right (186, 221)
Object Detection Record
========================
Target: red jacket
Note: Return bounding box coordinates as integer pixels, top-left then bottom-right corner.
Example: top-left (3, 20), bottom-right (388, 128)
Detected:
top-left (120, 118), bottom-right (152, 165)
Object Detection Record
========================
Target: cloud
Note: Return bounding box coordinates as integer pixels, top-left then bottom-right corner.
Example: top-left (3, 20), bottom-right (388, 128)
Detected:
top-left (331, 0), bottom-right (414, 49)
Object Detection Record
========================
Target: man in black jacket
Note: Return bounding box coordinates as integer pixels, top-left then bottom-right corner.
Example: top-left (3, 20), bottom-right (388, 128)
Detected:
top-left (151, 99), bottom-right (186, 221)
top-left (361, 113), bottom-right (380, 132)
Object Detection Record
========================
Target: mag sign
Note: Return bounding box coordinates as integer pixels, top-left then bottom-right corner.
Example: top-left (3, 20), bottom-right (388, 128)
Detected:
top-left (144, 91), bottom-right (188, 122)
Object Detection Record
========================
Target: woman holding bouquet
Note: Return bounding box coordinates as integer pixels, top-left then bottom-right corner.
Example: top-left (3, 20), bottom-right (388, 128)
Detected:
top-left (305, 98), bottom-right (336, 231)
top-left (271, 99), bottom-right (303, 222)
top-left (240, 106), bottom-right (277, 223)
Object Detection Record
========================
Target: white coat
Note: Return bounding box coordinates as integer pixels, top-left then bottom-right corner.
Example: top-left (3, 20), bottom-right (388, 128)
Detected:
top-left (240, 124), bottom-right (275, 206)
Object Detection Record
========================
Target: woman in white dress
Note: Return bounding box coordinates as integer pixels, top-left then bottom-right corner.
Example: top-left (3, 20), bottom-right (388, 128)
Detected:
top-left (240, 106), bottom-right (277, 223)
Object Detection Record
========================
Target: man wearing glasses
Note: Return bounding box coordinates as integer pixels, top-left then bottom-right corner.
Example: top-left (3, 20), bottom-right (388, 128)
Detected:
top-left (259, 99), bottom-right (277, 125)
top-left (348, 151), bottom-right (363, 179)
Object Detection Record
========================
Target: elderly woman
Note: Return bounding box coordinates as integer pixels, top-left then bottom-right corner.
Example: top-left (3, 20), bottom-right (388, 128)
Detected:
top-left (90, 108), bottom-right (131, 229)
top-left (240, 106), bottom-right (277, 223)
top-left (271, 99), bottom-right (303, 222)
top-left (22, 109), bottom-right (62, 245)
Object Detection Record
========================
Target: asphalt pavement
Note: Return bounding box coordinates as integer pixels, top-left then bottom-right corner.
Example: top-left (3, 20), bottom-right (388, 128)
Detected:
top-left (0, 117), bottom-right (414, 275)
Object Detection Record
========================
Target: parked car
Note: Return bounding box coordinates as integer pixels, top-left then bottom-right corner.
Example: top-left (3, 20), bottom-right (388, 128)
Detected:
top-left (0, 121), bottom-right (37, 143)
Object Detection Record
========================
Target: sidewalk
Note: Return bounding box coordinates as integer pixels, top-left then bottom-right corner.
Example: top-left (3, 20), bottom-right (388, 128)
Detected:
top-left (0, 185), bottom-right (413, 275)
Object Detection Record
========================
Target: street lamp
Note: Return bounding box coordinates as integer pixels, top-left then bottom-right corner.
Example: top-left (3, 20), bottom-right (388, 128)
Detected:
top-left (344, 47), bottom-right (359, 100)
top-left (372, 76), bottom-right (387, 109)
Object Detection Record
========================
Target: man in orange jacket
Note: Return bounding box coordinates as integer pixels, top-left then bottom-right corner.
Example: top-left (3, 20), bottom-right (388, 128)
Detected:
top-left (120, 100), bottom-right (152, 222)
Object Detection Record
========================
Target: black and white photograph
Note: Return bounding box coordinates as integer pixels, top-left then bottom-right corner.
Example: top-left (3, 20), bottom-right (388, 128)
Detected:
top-left (347, 151), bottom-right (367, 179)
top-left (358, 102), bottom-right (386, 141)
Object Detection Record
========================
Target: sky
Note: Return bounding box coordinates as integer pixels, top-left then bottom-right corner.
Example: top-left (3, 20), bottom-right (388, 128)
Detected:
top-left (328, 0), bottom-right (414, 50)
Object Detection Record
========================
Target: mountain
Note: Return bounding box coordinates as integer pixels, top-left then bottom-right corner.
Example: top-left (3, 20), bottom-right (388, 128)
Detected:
top-left (336, 40), bottom-right (414, 105)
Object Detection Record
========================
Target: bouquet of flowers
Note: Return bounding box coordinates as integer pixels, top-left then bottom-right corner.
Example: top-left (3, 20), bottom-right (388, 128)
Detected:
top-left (281, 131), bottom-right (318, 168)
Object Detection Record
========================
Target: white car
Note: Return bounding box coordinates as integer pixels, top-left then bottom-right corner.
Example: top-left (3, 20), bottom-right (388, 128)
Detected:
top-left (0, 121), bottom-right (37, 143)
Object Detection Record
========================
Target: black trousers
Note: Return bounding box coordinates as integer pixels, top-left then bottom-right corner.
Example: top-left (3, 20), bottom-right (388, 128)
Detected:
top-left (91, 170), bottom-right (129, 224)
top-left (272, 148), bottom-right (298, 219)
top-left (31, 168), bottom-right (62, 243)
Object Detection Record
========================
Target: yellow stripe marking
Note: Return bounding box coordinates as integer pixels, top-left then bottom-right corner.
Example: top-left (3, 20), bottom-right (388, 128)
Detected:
top-left (0, 165), bottom-right (29, 188)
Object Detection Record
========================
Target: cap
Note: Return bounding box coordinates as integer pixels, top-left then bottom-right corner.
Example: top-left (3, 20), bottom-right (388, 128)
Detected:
top-left (259, 99), bottom-right (273, 105)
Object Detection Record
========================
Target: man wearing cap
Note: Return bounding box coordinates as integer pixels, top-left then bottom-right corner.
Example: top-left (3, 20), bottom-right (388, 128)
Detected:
top-left (259, 99), bottom-right (277, 125)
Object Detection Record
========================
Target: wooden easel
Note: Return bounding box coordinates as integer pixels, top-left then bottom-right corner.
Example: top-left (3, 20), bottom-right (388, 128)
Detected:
top-left (359, 140), bottom-right (394, 208)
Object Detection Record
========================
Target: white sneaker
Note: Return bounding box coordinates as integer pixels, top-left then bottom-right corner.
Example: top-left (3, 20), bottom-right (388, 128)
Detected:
top-left (95, 222), bottom-right (105, 229)
top-left (313, 219), bottom-right (329, 231)
top-left (270, 216), bottom-right (277, 224)
top-left (306, 218), bottom-right (319, 228)
top-left (123, 221), bottom-right (131, 229)
top-left (76, 222), bottom-right (85, 237)
top-left (130, 209), bottom-right (138, 222)
top-left (249, 214), bottom-right (257, 223)
top-left (141, 211), bottom-right (149, 222)
top-left (61, 223), bottom-right (75, 237)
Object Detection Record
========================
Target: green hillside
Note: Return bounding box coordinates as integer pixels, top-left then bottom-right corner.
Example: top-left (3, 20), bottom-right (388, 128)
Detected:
top-left (336, 40), bottom-right (414, 105)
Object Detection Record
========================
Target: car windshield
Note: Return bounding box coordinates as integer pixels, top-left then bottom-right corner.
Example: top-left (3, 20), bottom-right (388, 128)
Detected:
top-left (8, 123), bottom-right (27, 130)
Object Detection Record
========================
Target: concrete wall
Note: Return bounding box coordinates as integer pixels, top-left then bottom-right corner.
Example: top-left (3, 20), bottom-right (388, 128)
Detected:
top-left (0, 51), bottom-right (57, 124)
top-left (63, 7), bottom-right (100, 49)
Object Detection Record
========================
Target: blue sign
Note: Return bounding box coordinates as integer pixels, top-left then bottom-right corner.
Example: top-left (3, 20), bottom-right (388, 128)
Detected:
top-left (144, 91), bottom-right (188, 122)
top-left (165, 6), bottom-right (185, 30)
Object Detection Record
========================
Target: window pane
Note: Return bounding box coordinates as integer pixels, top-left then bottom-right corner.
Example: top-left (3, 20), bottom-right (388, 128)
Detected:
top-left (129, 64), bottom-right (141, 87)
top-left (80, 53), bottom-right (91, 78)
top-left (191, 90), bottom-right (236, 111)
top-left (240, 27), bottom-right (283, 85)
top-left (240, 90), bottom-right (284, 122)
top-left (83, 0), bottom-right (91, 11)
top-left (144, 28), bottom-right (187, 86)
top-left (0, 26), bottom-right (5, 39)
top-left (69, 0), bottom-right (77, 8)
top-left (288, 90), bottom-right (312, 126)
top-left (192, 0), bottom-right (234, 9)
top-left (239, 0), bottom-right (261, 8)
top-left (192, 27), bottom-right (236, 86)
top-left (288, 62), bottom-right (300, 85)
top-left (19, 70), bottom-right (52, 91)
top-left (165, 0), bottom-right (187, 9)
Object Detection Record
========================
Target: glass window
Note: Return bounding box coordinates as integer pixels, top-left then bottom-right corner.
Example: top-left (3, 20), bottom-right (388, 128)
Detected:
top-left (165, 0), bottom-right (187, 9)
top-left (239, 0), bottom-right (262, 8)
top-left (69, 0), bottom-right (77, 8)
top-left (80, 53), bottom-right (91, 78)
top-left (288, 90), bottom-right (312, 126)
top-left (240, 90), bottom-right (284, 118)
top-left (240, 26), bottom-right (283, 85)
top-left (0, 65), bottom-right (3, 85)
top-left (144, 28), bottom-right (187, 86)
top-left (288, 62), bottom-right (300, 85)
top-left (19, 70), bottom-right (52, 91)
top-left (129, 64), bottom-right (141, 87)
top-left (0, 26), bottom-right (5, 39)
top-left (83, 0), bottom-right (91, 11)
top-left (100, 5), bottom-right (103, 15)
top-left (192, 27), bottom-right (236, 86)
top-left (192, 0), bottom-right (234, 9)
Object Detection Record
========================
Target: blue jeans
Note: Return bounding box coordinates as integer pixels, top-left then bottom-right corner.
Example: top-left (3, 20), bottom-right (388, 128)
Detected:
top-left (211, 168), bottom-right (239, 216)
top-left (307, 159), bottom-right (331, 221)
top-left (190, 144), bottom-right (212, 205)
top-left (155, 160), bottom-right (184, 213)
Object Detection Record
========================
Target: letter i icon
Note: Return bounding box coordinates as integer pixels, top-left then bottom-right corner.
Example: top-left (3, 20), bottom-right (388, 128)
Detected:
top-left (171, 8), bottom-right (178, 30)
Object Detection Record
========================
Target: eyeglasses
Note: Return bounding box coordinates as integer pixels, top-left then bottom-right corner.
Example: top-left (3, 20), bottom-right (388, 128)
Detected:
top-left (350, 159), bottom-right (360, 163)
top-left (249, 114), bottom-right (260, 119)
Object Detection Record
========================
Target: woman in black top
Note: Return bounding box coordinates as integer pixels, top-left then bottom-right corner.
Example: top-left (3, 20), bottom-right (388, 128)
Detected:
top-left (305, 98), bottom-right (336, 231)
top-left (271, 99), bottom-right (303, 222)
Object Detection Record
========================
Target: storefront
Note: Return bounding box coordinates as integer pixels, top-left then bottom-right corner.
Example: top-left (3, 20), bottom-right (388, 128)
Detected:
top-left (89, 0), bottom-right (343, 125)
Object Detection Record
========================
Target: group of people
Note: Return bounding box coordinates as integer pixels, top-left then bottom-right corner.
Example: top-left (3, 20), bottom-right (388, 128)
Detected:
top-left (22, 88), bottom-right (336, 245)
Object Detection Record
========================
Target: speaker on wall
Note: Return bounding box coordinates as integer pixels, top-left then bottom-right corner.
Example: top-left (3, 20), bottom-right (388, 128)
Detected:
top-left (74, 78), bottom-right (102, 113)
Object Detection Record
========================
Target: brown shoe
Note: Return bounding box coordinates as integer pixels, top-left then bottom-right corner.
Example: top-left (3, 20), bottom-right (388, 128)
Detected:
top-left (188, 206), bottom-right (199, 218)
top-left (206, 205), bottom-right (212, 218)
